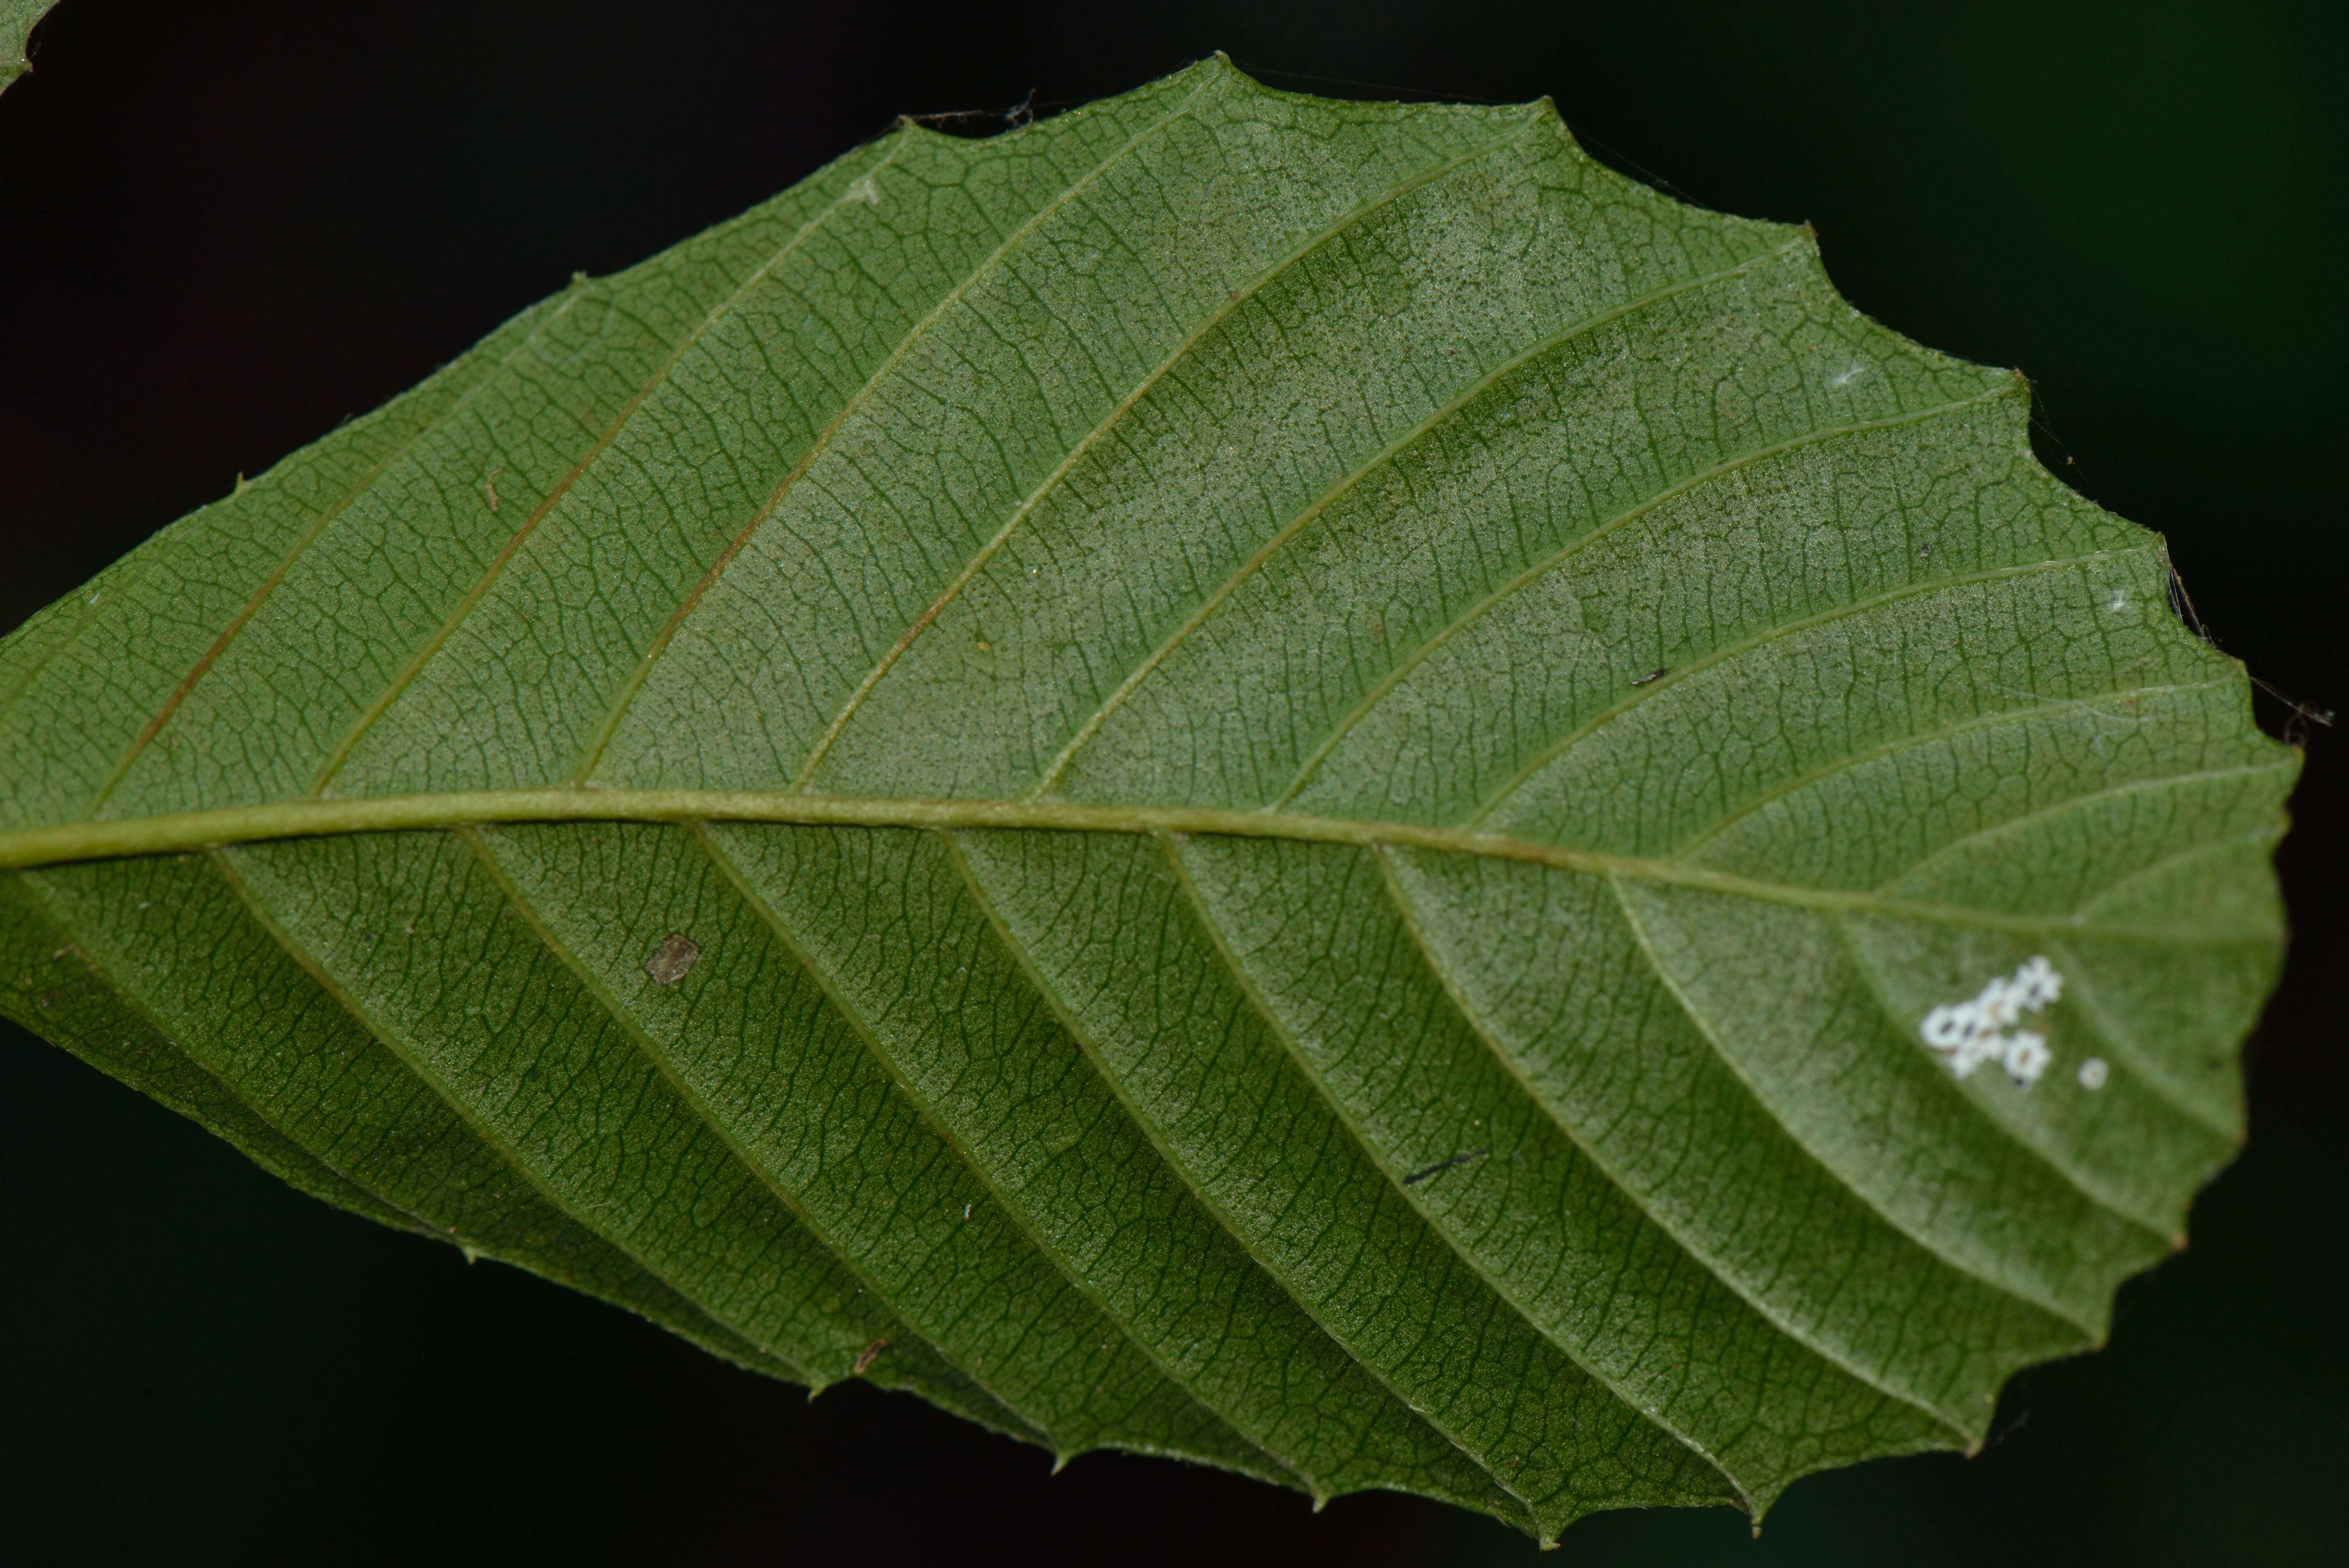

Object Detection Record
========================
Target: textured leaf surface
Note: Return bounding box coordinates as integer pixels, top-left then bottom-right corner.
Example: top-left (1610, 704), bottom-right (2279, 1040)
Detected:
top-left (1, 0), bottom-right (52, 94)
top-left (0, 59), bottom-right (2294, 1538)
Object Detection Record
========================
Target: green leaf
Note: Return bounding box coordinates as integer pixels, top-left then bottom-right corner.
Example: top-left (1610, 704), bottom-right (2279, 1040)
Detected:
top-left (0, 57), bottom-right (2294, 1539)
top-left (0, 0), bottom-right (54, 94)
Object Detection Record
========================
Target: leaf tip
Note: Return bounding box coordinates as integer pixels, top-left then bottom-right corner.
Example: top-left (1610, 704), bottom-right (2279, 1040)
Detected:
top-left (0, 1), bottom-right (49, 100)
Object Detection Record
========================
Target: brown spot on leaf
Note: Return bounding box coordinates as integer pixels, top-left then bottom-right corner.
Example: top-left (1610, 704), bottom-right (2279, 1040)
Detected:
top-left (645, 932), bottom-right (701, 985)
top-left (853, 1336), bottom-right (889, 1376)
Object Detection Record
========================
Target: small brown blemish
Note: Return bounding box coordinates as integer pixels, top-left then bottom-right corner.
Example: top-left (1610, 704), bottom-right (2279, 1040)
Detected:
top-left (482, 466), bottom-right (504, 512)
top-left (645, 932), bottom-right (701, 985)
top-left (853, 1336), bottom-right (890, 1376)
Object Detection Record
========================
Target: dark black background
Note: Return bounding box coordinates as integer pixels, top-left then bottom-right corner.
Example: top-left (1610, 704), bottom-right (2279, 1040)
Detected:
top-left (2, 2), bottom-right (2342, 1563)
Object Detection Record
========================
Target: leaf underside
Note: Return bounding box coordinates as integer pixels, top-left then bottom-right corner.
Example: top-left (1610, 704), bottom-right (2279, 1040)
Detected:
top-left (0, 0), bottom-right (50, 94)
top-left (0, 58), bottom-right (2293, 1539)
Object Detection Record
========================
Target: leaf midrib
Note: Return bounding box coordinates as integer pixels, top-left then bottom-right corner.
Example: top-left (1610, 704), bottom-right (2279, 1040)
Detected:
top-left (0, 778), bottom-right (2288, 946)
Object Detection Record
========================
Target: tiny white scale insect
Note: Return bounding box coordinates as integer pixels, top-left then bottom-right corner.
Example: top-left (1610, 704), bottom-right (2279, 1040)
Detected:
top-left (1918, 955), bottom-right (2065, 1088)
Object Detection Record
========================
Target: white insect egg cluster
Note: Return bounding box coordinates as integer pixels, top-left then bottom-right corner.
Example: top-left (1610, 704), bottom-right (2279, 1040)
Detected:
top-left (1918, 955), bottom-right (2066, 1088)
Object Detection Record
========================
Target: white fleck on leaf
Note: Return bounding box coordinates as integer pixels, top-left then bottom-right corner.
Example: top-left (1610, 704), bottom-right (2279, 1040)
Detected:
top-left (1919, 956), bottom-right (2065, 1084)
